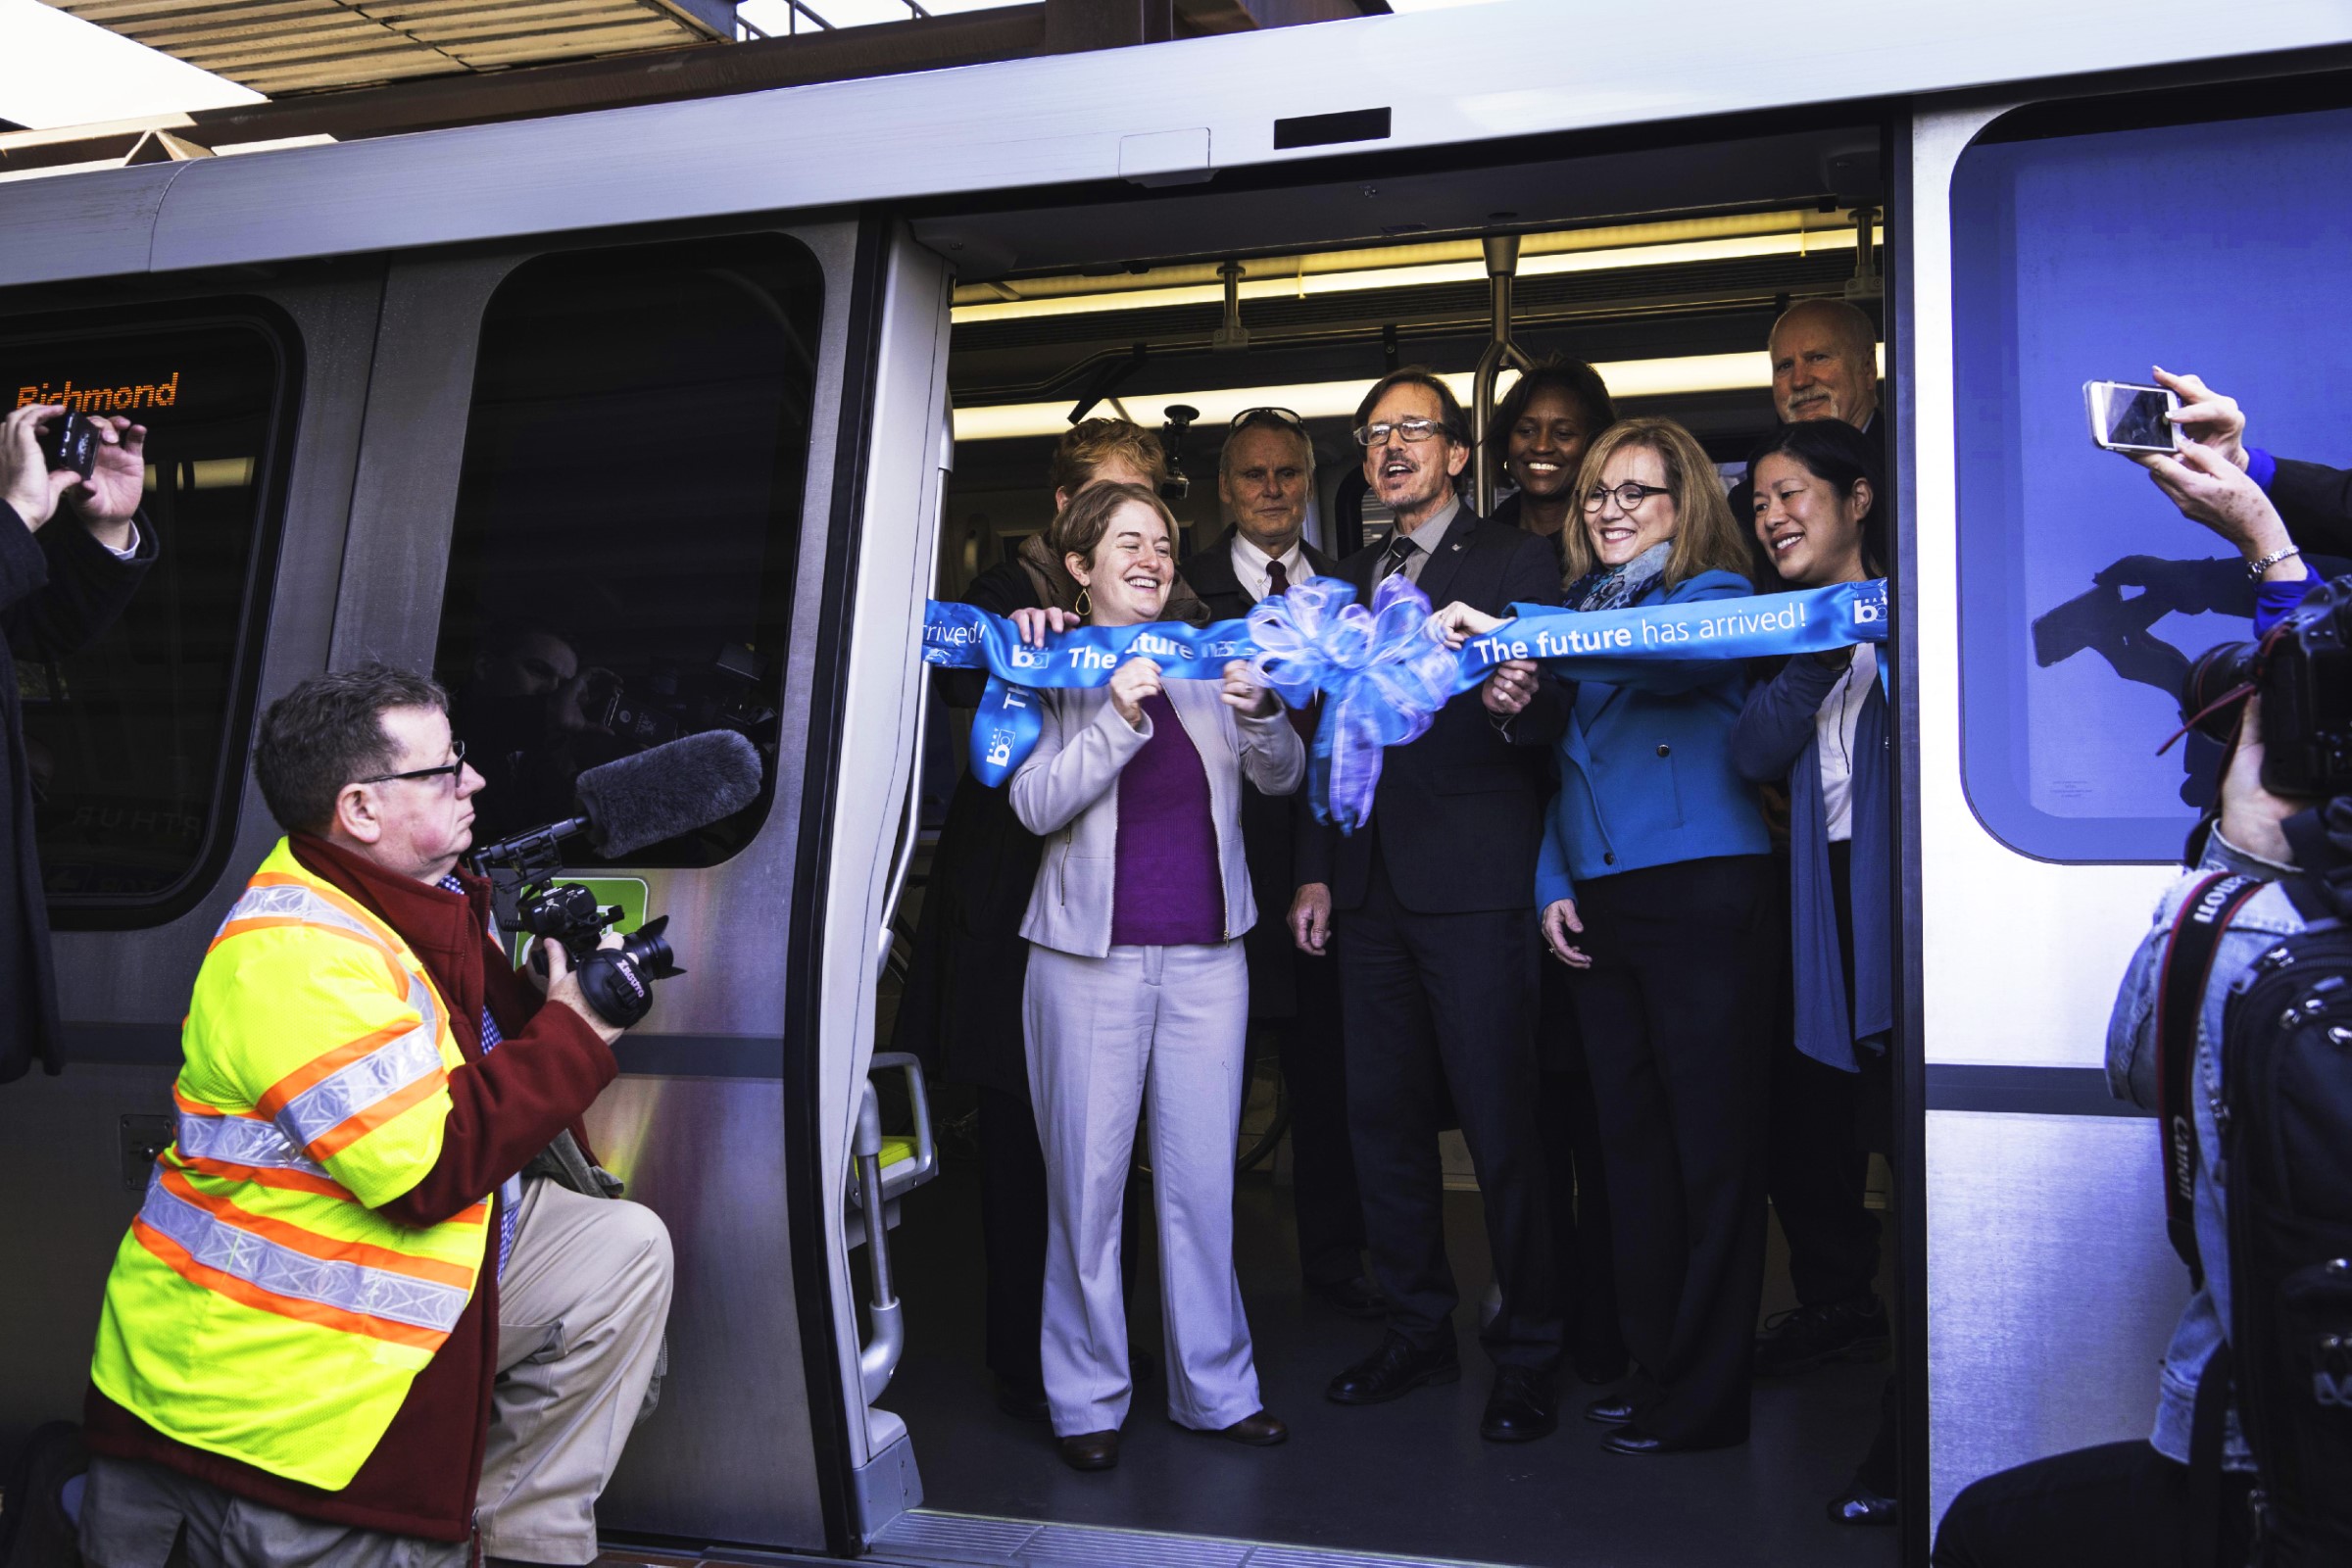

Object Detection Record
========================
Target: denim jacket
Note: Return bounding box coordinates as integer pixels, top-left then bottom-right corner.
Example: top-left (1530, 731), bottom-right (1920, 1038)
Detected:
top-left (2106, 828), bottom-right (2303, 1469)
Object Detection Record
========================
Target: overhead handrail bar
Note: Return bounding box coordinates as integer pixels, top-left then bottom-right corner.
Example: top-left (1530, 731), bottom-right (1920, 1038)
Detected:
top-left (1471, 232), bottom-right (1537, 517)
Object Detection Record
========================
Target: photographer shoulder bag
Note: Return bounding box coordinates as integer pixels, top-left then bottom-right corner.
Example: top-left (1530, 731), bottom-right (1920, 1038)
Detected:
top-left (2155, 872), bottom-right (2267, 1289)
top-left (2211, 875), bottom-right (2352, 1564)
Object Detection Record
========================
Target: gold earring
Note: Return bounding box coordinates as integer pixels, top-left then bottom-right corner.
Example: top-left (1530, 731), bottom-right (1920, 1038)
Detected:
top-left (1074, 585), bottom-right (1092, 618)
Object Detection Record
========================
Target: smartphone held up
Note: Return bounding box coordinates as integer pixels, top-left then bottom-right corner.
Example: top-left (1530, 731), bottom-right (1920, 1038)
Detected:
top-left (2083, 379), bottom-right (2181, 455)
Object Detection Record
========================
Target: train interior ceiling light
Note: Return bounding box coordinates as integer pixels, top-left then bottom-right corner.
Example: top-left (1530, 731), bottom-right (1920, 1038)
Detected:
top-left (950, 207), bottom-right (1884, 443)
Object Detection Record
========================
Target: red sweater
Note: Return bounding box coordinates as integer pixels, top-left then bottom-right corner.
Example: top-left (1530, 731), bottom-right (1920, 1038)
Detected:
top-left (84, 835), bottom-right (616, 1543)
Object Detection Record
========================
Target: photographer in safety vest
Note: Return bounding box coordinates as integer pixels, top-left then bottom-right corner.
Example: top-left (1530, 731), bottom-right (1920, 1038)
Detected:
top-left (75, 664), bottom-right (672, 1568)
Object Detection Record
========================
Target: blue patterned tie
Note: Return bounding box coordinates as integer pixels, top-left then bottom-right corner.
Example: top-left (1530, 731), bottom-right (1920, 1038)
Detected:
top-left (441, 875), bottom-right (519, 1279)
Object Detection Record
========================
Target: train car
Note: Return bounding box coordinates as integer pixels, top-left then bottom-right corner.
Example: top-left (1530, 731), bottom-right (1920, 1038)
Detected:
top-left (6, 4), bottom-right (2352, 1564)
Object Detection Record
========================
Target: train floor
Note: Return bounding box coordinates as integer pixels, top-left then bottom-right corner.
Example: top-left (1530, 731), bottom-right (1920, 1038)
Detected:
top-left (875, 1124), bottom-right (1901, 1568)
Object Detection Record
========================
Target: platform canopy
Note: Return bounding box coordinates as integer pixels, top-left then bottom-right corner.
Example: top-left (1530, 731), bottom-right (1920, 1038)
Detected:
top-left (38, 0), bottom-right (743, 96)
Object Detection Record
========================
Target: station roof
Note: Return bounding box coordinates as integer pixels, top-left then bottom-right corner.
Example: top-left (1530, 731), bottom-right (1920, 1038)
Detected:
top-left (39, 0), bottom-right (740, 97)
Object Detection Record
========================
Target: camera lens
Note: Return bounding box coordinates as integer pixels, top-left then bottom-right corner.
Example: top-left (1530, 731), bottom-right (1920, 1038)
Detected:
top-left (2181, 642), bottom-right (2263, 744)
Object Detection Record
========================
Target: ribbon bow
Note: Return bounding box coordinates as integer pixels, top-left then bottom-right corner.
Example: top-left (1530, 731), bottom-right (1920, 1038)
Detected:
top-left (1248, 573), bottom-right (1460, 832)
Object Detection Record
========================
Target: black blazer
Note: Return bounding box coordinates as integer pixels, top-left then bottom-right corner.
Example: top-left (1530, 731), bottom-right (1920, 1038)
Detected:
top-left (2272, 457), bottom-right (2352, 561)
top-left (1180, 525), bottom-right (1336, 1019)
top-left (1294, 507), bottom-right (1569, 916)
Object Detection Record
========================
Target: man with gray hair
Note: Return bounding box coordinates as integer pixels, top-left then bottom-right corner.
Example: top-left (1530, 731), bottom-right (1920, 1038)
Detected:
top-left (1178, 409), bottom-right (1378, 1321)
top-left (1768, 296), bottom-right (1883, 434)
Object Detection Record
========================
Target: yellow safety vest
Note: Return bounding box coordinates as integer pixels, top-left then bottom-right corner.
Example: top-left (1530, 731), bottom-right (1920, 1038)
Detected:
top-left (88, 839), bottom-right (491, 1491)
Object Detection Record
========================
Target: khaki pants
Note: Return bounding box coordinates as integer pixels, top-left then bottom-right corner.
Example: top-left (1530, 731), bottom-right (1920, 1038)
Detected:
top-left (79, 1178), bottom-right (672, 1568)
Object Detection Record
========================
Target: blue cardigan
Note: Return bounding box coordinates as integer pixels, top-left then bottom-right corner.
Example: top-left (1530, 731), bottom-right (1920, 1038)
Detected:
top-left (1729, 646), bottom-right (1892, 1072)
top-left (1529, 570), bottom-right (1771, 911)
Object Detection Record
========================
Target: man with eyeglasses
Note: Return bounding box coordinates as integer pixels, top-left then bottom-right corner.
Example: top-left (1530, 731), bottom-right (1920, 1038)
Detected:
top-left (1292, 368), bottom-right (1571, 1442)
top-left (77, 664), bottom-right (671, 1568)
top-left (1176, 409), bottom-right (1379, 1322)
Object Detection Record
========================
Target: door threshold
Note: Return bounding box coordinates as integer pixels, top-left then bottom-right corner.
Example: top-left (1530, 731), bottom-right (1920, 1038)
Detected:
top-left (865, 1509), bottom-right (1514, 1568)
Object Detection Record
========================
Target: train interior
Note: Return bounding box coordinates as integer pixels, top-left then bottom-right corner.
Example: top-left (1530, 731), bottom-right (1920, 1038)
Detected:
top-left (849, 109), bottom-right (1906, 1568)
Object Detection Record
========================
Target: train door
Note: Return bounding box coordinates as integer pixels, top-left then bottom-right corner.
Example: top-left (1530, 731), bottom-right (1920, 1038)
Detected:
top-left (0, 215), bottom-right (956, 1562)
top-left (841, 112), bottom-right (1913, 1568)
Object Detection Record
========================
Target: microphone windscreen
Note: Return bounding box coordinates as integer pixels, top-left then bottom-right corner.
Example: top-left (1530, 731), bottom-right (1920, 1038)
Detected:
top-left (575, 730), bottom-right (764, 858)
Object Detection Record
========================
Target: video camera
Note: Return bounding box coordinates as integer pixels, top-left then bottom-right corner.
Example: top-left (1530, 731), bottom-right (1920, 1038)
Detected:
top-left (2181, 573), bottom-right (2352, 797)
top-left (467, 728), bottom-right (762, 1027)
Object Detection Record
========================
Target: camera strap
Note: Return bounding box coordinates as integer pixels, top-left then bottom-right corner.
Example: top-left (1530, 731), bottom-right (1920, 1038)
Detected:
top-left (2155, 872), bottom-right (2266, 1290)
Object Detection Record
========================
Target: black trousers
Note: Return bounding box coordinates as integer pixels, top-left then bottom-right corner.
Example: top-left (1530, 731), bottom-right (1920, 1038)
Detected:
top-left (1537, 957), bottom-right (1624, 1373)
top-left (1572, 854), bottom-right (1775, 1445)
top-left (1767, 839), bottom-right (1885, 1306)
top-left (975, 1083), bottom-right (1144, 1393)
top-left (1269, 946), bottom-right (1367, 1290)
top-left (1337, 853), bottom-right (1560, 1369)
top-left (1932, 1441), bottom-right (2251, 1568)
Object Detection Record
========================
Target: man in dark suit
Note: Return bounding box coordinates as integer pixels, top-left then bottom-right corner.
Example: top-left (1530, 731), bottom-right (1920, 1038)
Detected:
top-left (1179, 410), bottom-right (1380, 1320)
top-left (1291, 369), bottom-right (1568, 1441)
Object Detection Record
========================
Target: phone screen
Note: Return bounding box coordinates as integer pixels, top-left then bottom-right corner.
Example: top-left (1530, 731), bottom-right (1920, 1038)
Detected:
top-left (2101, 384), bottom-right (2175, 451)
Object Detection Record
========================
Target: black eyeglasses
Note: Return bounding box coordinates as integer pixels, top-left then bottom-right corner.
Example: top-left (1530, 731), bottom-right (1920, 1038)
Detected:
top-left (359, 738), bottom-right (467, 786)
top-left (1582, 481), bottom-right (1674, 513)
top-left (1231, 407), bottom-right (1307, 433)
top-left (1352, 416), bottom-right (1456, 448)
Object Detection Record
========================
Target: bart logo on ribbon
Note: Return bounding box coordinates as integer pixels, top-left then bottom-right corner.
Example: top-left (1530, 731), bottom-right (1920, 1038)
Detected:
top-left (921, 577), bottom-right (1889, 826)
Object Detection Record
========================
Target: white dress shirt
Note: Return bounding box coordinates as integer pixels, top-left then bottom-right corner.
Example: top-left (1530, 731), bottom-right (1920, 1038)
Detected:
top-left (1229, 531), bottom-right (1307, 605)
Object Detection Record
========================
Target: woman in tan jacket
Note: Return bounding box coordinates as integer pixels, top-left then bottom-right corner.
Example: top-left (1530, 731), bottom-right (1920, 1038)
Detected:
top-left (1007, 481), bottom-right (1303, 1471)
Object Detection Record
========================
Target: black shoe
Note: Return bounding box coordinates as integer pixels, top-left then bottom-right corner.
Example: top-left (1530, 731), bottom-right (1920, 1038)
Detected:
top-left (1584, 1394), bottom-right (1639, 1426)
top-left (1479, 1367), bottom-right (1558, 1443)
top-left (1326, 1334), bottom-right (1461, 1404)
top-left (1599, 1422), bottom-right (1671, 1455)
top-left (1828, 1479), bottom-right (1899, 1526)
top-left (1753, 1295), bottom-right (1890, 1377)
top-left (1058, 1430), bottom-right (1119, 1471)
top-left (1308, 1274), bottom-right (1388, 1321)
top-left (995, 1378), bottom-right (1050, 1424)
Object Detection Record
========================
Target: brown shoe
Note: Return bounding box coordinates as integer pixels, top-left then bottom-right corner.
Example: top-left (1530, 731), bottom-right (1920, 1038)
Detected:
top-left (1058, 1430), bottom-right (1119, 1470)
top-left (1212, 1410), bottom-right (1288, 1446)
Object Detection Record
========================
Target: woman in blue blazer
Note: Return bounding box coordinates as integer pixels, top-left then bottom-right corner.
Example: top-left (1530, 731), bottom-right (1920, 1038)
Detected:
top-left (1445, 416), bottom-right (1773, 1456)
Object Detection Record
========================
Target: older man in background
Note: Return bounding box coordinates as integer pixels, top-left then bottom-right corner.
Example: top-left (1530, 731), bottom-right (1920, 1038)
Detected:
top-left (1178, 409), bottom-right (1377, 1321)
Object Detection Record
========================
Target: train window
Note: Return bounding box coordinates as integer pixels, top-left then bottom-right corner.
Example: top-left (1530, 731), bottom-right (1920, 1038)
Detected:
top-left (6, 311), bottom-right (294, 924)
top-left (1951, 104), bottom-right (2352, 861)
top-left (432, 235), bottom-right (823, 862)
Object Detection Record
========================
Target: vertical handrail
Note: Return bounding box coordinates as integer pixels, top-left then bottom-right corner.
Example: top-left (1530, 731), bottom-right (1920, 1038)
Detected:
top-left (853, 1081), bottom-right (904, 1402)
top-left (874, 402), bottom-right (953, 981)
top-left (1471, 233), bottom-right (1536, 516)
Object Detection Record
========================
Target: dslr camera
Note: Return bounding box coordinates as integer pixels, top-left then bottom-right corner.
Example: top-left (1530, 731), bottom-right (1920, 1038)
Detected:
top-left (468, 818), bottom-right (682, 1029)
top-left (2182, 573), bottom-right (2352, 797)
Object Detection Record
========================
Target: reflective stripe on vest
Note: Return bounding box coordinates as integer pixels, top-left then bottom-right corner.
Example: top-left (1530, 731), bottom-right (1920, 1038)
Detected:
top-left (133, 1165), bottom-right (469, 1341)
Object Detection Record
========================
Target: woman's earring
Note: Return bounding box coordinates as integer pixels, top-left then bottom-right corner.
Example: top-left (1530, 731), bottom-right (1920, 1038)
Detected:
top-left (1073, 586), bottom-right (1092, 619)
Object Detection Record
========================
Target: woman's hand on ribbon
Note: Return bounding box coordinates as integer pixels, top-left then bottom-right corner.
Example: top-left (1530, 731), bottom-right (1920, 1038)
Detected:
top-left (1108, 657), bottom-right (1163, 729)
top-left (1542, 898), bottom-right (1591, 969)
top-left (1219, 660), bottom-right (1281, 718)
top-left (1485, 659), bottom-right (1540, 717)
top-left (1009, 605), bottom-right (1082, 647)
top-left (1430, 600), bottom-right (1507, 651)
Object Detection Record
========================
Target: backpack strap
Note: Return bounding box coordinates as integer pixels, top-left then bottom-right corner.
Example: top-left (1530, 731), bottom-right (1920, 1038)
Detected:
top-left (2187, 1341), bottom-right (2234, 1568)
top-left (2156, 873), bottom-right (2267, 1291)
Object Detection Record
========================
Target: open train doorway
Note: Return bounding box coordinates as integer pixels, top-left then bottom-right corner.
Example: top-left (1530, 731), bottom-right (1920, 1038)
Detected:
top-left (853, 108), bottom-right (1908, 1568)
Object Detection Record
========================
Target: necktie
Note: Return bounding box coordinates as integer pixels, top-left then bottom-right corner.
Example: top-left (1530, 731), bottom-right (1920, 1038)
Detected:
top-left (1266, 559), bottom-right (1291, 599)
top-left (440, 873), bottom-right (519, 1278)
top-left (1380, 532), bottom-right (1418, 581)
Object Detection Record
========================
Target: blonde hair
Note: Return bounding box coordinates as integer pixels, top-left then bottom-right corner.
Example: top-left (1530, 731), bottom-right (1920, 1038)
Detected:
top-left (1050, 418), bottom-right (1168, 496)
top-left (1046, 481), bottom-right (1176, 575)
top-left (1559, 416), bottom-right (1753, 591)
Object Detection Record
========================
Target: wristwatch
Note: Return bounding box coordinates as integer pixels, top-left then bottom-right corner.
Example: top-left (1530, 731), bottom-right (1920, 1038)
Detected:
top-left (2246, 545), bottom-right (2301, 580)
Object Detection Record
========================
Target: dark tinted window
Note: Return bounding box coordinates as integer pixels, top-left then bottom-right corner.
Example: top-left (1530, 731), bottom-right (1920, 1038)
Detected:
top-left (6, 313), bottom-right (291, 920)
top-left (433, 236), bottom-right (822, 862)
top-left (1951, 105), bottom-right (2352, 860)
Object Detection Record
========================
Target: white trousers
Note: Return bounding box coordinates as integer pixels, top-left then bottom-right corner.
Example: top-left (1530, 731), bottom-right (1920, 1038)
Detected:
top-left (1024, 940), bottom-right (1262, 1437)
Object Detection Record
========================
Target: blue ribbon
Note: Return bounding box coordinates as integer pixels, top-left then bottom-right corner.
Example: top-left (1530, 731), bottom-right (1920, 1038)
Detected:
top-left (922, 577), bottom-right (1889, 823)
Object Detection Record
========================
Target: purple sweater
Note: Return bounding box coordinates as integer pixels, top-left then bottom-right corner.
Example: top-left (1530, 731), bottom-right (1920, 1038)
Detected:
top-left (1110, 692), bottom-right (1224, 946)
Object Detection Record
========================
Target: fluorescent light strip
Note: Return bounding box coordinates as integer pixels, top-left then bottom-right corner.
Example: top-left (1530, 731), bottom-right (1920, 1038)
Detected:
top-left (952, 352), bottom-right (1777, 443)
top-left (951, 229), bottom-right (1874, 326)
